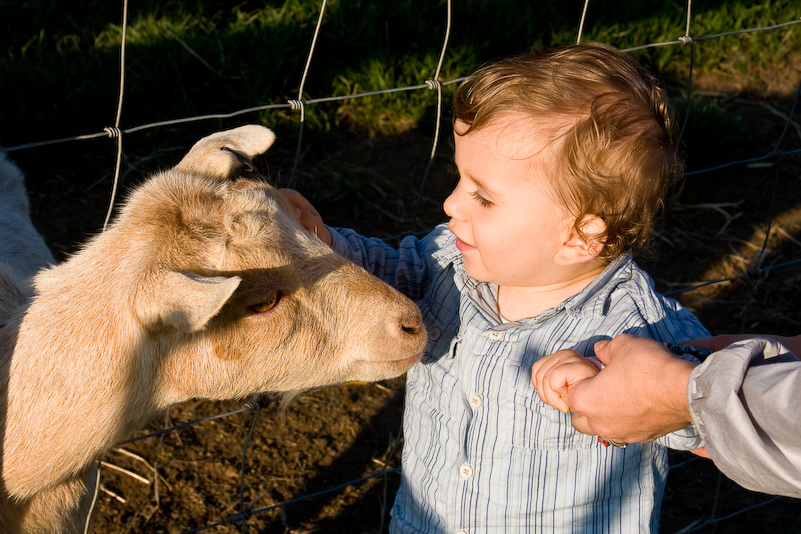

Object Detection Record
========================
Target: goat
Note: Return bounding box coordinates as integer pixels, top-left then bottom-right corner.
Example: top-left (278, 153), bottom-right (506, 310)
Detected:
top-left (0, 125), bottom-right (426, 533)
top-left (0, 151), bottom-right (56, 281)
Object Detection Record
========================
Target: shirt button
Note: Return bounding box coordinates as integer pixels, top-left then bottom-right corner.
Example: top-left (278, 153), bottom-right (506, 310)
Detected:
top-left (428, 327), bottom-right (441, 341)
top-left (488, 331), bottom-right (503, 341)
top-left (469, 394), bottom-right (482, 408)
top-left (459, 463), bottom-right (473, 479)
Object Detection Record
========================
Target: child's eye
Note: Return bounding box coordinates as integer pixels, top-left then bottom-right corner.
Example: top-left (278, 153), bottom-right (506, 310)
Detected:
top-left (470, 190), bottom-right (494, 208)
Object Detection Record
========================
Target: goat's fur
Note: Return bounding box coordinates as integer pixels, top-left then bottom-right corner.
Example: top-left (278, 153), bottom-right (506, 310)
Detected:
top-left (0, 126), bottom-right (426, 533)
top-left (0, 152), bottom-right (56, 281)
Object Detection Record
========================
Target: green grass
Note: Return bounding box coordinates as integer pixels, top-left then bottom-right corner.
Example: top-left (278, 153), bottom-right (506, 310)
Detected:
top-left (2, 0), bottom-right (798, 144)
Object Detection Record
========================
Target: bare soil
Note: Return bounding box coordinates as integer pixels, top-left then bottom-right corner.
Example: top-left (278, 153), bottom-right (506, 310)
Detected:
top-left (18, 67), bottom-right (801, 533)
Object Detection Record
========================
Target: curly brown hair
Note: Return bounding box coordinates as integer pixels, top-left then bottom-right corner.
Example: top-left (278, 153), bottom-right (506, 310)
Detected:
top-left (452, 42), bottom-right (682, 258)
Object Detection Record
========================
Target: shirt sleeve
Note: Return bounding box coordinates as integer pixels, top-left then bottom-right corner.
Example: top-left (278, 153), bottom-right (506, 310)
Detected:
top-left (328, 223), bottom-right (452, 300)
top-left (688, 337), bottom-right (801, 498)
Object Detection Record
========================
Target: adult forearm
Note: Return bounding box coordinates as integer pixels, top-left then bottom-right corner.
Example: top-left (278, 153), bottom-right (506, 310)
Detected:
top-left (689, 338), bottom-right (801, 498)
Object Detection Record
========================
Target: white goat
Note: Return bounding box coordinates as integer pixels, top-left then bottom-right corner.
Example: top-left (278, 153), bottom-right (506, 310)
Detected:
top-left (0, 151), bottom-right (56, 280)
top-left (0, 125), bottom-right (426, 534)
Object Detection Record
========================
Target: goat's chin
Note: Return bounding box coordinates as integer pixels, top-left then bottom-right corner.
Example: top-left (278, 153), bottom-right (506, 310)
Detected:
top-left (348, 352), bottom-right (423, 382)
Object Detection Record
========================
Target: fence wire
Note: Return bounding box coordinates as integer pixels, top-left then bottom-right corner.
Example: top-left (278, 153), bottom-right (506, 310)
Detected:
top-left (3, 0), bottom-right (801, 533)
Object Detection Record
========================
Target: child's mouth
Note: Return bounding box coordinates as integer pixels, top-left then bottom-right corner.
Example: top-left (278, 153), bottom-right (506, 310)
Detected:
top-left (448, 224), bottom-right (477, 252)
top-left (454, 237), bottom-right (477, 253)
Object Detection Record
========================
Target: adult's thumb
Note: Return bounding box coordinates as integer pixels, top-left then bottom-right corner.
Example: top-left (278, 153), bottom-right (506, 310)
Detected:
top-left (594, 338), bottom-right (612, 365)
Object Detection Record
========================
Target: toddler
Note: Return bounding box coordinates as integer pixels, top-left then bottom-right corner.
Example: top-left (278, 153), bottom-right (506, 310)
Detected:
top-left (284, 42), bottom-right (709, 533)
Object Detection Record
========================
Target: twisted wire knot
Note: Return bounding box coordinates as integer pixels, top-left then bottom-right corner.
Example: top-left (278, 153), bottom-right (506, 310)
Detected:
top-left (745, 267), bottom-right (764, 280)
top-left (229, 509), bottom-right (253, 524)
top-left (678, 35), bottom-right (693, 45)
top-left (245, 394), bottom-right (280, 411)
top-left (104, 126), bottom-right (122, 139)
top-left (425, 79), bottom-right (441, 91)
top-left (245, 395), bottom-right (264, 411)
top-left (288, 99), bottom-right (303, 111)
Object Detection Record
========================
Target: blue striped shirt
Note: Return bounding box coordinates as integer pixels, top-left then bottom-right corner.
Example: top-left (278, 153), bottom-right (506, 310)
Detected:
top-left (331, 223), bottom-right (710, 534)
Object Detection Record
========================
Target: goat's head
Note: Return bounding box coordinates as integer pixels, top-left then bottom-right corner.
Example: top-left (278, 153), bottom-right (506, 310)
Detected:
top-left (104, 125), bottom-right (426, 401)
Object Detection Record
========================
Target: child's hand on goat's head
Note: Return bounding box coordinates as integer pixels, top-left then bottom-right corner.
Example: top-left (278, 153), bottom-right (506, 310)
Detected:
top-left (278, 188), bottom-right (333, 246)
top-left (531, 349), bottom-right (601, 414)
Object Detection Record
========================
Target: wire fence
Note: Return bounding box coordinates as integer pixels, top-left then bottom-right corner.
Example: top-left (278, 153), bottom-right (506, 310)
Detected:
top-left (3, 0), bottom-right (801, 533)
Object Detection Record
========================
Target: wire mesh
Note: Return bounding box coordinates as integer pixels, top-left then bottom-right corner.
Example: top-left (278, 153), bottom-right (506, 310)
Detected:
top-left (1, 1), bottom-right (800, 532)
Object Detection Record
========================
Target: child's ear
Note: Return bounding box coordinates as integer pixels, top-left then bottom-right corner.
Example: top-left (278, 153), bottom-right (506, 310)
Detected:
top-left (554, 216), bottom-right (606, 266)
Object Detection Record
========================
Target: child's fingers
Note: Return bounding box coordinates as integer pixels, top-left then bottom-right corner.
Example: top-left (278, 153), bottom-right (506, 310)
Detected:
top-left (532, 352), bottom-right (574, 413)
top-left (296, 209), bottom-right (321, 229)
top-left (276, 188), bottom-right (332, 244)
top-left (531, 354), bottom-right (558, 394)
top-left (292, 207), bottom-right (324, 235)
top-left (532, 350), bottom-right (583, 387)
top-left (277, 188), bottom-right (304, 209)
top-left (541, 369), bottom-right (571, 413)
top-left (278, 188), bottom-right (322, 218)
top-left (532, 349), bottom-right (577, 384)
top-left (534, 352), bottom-right (603, 415)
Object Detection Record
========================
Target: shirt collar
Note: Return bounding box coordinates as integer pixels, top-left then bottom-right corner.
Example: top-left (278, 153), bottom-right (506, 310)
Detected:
top-left (437, 233), bottom-right (635, 322)
top-left (559, 254), bottom-right (634, 318)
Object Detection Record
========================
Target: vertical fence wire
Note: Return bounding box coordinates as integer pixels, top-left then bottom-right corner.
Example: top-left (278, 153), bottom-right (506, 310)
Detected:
top-left (408, 0), bottom-right (453, 233)
top-left (101, 0), bottom-right (129, 232)
top-left (286, 0), bottom-right (329, 190)
top-left (576, 0), bottom-right (591, 44)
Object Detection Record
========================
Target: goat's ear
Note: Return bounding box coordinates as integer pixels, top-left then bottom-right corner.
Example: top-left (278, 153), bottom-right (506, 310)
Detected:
top-left (175, 125), bottom-right (276, 180)
top-left (143, 271), bottom-right (242, 333)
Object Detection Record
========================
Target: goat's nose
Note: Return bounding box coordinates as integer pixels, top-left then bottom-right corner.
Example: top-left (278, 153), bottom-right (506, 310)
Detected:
top-left (397, 309), bottom-right (425, 336)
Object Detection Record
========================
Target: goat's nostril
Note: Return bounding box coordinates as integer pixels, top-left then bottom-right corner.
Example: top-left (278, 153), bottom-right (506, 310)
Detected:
top-left (400, 318), bottom-right (425, 336)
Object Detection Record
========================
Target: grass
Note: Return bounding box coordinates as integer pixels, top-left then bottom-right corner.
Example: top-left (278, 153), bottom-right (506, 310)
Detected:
top-left (1, 0), bottom-right (799, 144)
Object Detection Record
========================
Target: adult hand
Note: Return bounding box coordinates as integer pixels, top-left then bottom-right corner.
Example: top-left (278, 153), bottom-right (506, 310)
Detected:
top-left (563, 334), bottom-right (698, 443)
top-left (278, 188), bottom-right (333, 246)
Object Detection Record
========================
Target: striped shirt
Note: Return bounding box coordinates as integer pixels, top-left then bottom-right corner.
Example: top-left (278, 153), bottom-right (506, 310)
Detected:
top-left (331, 223), bottom-right (710, 534)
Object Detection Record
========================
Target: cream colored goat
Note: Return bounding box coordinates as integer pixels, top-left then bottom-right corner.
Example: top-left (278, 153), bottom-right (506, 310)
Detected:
top-left (0, 125), bottom-right (426, 534)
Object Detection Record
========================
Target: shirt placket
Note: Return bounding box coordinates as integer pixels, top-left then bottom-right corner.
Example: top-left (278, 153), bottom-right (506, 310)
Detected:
top-left (456, 325), bottom-right (509, 534)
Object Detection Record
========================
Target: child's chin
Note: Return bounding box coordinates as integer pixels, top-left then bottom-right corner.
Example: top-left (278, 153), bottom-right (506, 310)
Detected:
top-left (461, 260), bottom-right (493, 283)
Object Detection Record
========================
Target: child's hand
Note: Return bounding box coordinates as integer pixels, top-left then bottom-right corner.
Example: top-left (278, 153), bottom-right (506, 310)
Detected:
top-left (278, 189), bottom-right (333, 246)
top-left (531, 350), bottom-right (601, 414)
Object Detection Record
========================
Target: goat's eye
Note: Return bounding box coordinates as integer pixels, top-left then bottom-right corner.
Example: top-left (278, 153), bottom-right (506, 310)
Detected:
top-left (249, 291), bottom-right (280, 313)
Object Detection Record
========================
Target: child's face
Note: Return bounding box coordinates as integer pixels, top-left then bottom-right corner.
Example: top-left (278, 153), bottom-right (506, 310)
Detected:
top-left (444, 118), bottom-right (574, 288)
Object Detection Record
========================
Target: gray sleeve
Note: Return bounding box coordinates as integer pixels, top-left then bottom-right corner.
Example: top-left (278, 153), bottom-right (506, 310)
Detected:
top-left (688, 338), bottom-right (801, 498)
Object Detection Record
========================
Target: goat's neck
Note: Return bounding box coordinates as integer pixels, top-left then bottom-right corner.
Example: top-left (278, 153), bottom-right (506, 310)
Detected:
top-left (2, 253), bottom-right (161, 498)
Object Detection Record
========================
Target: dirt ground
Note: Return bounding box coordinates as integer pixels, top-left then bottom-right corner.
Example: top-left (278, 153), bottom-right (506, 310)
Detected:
top-left (15, 64), bottom-right (801, 533)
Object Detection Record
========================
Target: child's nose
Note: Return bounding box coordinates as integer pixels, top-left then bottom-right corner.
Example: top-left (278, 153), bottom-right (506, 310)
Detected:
top-left (443, 188), bottom-right (464, 220)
